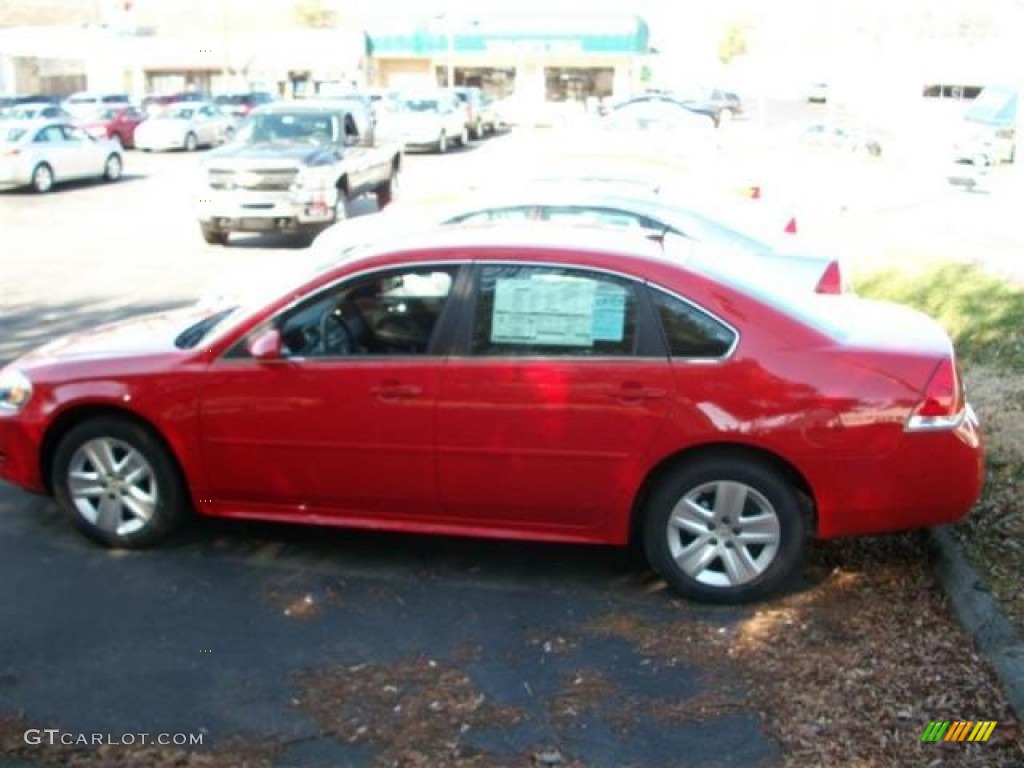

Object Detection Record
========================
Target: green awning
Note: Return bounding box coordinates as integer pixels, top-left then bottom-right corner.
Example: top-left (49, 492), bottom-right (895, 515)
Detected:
top-left (368, 14), bottom-right (650, 57)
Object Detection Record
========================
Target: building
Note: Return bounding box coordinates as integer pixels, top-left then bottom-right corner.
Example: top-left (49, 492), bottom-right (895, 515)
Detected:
top-left (366, 13), bottom-right (650, 103)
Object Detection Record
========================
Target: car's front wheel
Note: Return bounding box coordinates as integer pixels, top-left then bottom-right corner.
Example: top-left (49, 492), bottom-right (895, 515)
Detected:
top-left (199, 222), bottom-right (228, 245)
top-left (642, 457), bottom-right (807, 603)
top-left (52, 417), bottom-right (189, 548)
top-left (184, 132), bottom-right (198, 152)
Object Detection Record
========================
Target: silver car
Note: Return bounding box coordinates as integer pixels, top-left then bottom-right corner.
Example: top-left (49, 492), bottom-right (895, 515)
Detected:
top-left (0, 120), bottom-right (123, 193)
top-left (135, 102), bottom-right (234, 152)
top-left (312, 185), bottom-right (845, 294)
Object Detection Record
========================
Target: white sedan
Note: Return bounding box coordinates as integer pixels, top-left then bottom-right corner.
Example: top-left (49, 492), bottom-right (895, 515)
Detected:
top-left (0, 120), bottom-right (123, 193)
top-left (134, 102), bottom-right (234, 152)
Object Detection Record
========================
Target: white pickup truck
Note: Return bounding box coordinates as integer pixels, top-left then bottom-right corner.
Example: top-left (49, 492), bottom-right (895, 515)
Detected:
top-left (195, 102), bottom-right (402, 245)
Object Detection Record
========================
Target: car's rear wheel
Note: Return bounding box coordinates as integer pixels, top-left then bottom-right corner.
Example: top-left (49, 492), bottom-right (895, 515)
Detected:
top-left (437, 131), bottom-right (448, 154)
top-left (199, 222), bottom-right (228, 245)
top-left (31, 163), bottom-right (54, 193)
top-left (184, 132), bottom-right (198, 152)
top-left (52, 417), bottom-right (188, 548)
top-left (459, 127), bottom-right (469, 146)
top-left (642, 457), bottom-right (807, 603)
top-left (103, 154), bottom-right (122, 182)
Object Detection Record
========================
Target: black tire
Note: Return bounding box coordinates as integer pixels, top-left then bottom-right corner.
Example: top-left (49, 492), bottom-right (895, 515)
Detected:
top-left (103, 153), bottom-right (122, 182)
top-left (52, 417), bottom-right (189, 548)
top-left (31, 163), bottom-right (54, 193)
top-left (200, 222), bottom-right (228, 245)
top-left (334, 188), bottom-right (352, 222)
top-left (642, 456), bottom-right (807, 603)
top-left (184, 132), bottom-right (198, 152)
top-left (436, 131), bottom-right (448, 154)
top-left (376, 170), bottom-right (398, 208)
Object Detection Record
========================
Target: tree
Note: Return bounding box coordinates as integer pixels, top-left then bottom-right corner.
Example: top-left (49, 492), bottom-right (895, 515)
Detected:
top-left (717, 19), bottom-right (749, 65)
top-left (293, 0), bottom-right (337, 28)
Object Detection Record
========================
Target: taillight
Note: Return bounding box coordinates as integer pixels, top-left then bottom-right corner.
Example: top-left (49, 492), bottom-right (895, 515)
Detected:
top-left (784, 216), bottom-right (798, 235)
top-left (906, 359), bottom-right (965, 431)
top-left (814, 260), bottom-right (843, 294)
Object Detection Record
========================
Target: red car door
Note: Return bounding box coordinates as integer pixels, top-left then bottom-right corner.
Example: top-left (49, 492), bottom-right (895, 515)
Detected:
top-left (198, 265), bottom-right (462, 521)
top-left (435, 262), bottom-right (673, 541)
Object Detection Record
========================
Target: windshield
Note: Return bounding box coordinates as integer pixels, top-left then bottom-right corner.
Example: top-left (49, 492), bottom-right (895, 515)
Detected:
top-left (401, 99), bottom-right (440, 113)
top-left (160, 107), bottom-right (195, 120)
top-left (234, 112), bottom-right (339, 144)
top-left (174, 306), bottom-right (239, 349)
top-left (965, 86), bottom-right (1017, 124)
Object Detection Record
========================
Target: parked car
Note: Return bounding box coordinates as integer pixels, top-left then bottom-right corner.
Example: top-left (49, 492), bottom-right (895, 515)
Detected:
top-left (134, 102), bottom-right (233, 152)
top-left (679, 88), bottom-right (744, 123)
top-left (807, 82), bottom-right (830, 103)
top-left (313, 184), bottom-right (842, 293)
top-left (1, 102), bottom-right (72, 121)
top-left (214, 91), bottom-right (275, 118)
top-left (75, 106), bottom-right (147, 148)
top-left (378, 91), bottom-right (469, 153)
top-left (453, 86), bottom-right (499, 139)
top-left (141, 91), bottom-right (210, 116)
top-left (63, 92), bottom-right (131, 118)
top-left (952, 85), bottom-right (1017, 167)
top-left (0, 120), bottom-right (123, 192)
top-left (195, 101), bottom-right (402, 244)
top-left (802, 123), bottom-right (883, 157)
top-left (0, 225), bottom-right (983, 603)
top-left (610, 95), bottom-right (719, 129)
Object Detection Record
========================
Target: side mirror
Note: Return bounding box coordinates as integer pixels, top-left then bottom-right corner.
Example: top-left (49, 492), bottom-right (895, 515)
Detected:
top-left (247, 328), bottom-right (283, 360)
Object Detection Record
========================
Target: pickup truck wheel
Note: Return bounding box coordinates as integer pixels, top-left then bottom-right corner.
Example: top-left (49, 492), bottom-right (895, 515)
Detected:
top-left (437, 132), bottom-right (448, 154)
top-left (335, 190), bottom-right (352, 222)
top-left (199, 223), bottom-right (228, 245)
top-left (376, 171), bottom-right (398, 208)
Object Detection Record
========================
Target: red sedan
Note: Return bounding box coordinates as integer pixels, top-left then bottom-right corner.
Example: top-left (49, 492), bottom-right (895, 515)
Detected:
top-left (0, 227), bottom-right (983, 602)
top-left (76, 106), bottom-right (147, 149)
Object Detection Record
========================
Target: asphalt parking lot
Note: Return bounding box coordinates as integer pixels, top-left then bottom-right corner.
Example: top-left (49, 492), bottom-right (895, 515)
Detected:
top-left (1, 109), bottom-right (1022, 767)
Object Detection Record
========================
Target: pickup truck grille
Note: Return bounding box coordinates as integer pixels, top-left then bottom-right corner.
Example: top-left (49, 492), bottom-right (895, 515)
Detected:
top-left (208, 168), bottom-right (298, 191)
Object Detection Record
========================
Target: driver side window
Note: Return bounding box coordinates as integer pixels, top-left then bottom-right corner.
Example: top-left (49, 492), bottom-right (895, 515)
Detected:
top-left (247, 266), bottom-right (459, 360)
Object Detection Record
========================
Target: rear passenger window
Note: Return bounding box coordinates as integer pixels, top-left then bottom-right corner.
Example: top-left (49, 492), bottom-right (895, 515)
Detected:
top-left (651, 288), bottom-right (736, 359)
top-left (471, 264), bottom-right (638, 357)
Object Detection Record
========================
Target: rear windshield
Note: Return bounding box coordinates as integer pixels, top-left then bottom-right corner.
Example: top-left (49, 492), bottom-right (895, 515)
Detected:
top-left (2, 125), bottom-right (28, 142)
top-left (662, 235), bottom-right (849, 339)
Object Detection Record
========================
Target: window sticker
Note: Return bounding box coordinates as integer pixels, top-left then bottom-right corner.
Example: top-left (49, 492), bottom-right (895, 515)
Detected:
top-left (492, 277), bottom-right (596, 346)
top-left (592, 283), bottom-right (627, 341)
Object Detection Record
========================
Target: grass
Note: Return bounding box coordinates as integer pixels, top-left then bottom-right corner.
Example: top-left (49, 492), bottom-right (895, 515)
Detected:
top-left (856, 260), bottom-right (1024, 633)
top-left (854, 261), bottom-right (1024, 372)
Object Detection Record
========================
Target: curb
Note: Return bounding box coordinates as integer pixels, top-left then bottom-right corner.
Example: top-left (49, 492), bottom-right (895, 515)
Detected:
top-left (928, 525), bottom-right (1024, 717)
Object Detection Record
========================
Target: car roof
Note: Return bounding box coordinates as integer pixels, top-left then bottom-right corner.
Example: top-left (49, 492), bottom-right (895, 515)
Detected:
top-left (254, 101), bottom-right (356, 114)
top-left (339, 222), bottom-right (668, 271)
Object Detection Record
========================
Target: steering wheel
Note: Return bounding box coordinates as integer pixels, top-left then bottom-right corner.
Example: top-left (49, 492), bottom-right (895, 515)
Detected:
top-left (319, 308), bottom-right (355, 355)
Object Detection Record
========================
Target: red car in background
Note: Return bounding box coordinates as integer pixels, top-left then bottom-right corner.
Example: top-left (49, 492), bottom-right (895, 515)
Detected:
top-left (0, 227), bottom-right (983, 603)
top-left (76, 106), bottom-right (147, 149)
